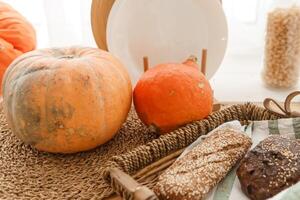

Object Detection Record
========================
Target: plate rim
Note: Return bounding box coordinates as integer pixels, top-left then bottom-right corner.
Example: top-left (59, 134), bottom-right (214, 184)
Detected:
top-left (106, 0), bottom-right (228, 81)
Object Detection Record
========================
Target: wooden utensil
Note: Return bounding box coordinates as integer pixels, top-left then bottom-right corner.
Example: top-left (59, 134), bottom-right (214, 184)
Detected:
top-left (91, 0), bottom-right (115, 50)
top-left (109, 168), bottom-right (158, 200)
top-left (201, 49), bottom-right (207, 75)
top-left (199, 49), bottom-right (221, 111)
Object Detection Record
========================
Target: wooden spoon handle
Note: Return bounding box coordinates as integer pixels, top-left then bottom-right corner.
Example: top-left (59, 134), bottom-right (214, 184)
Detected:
top-left (109, 168), bottom-right (159, 200)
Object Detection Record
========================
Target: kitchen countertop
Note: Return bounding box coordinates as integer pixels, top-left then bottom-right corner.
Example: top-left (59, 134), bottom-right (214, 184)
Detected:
top-left (211, 53), bottom-right (300, 103)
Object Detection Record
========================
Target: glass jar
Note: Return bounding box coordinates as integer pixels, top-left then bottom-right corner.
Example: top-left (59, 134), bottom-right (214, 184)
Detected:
top-left (262, 0), bottom-right (300, 88)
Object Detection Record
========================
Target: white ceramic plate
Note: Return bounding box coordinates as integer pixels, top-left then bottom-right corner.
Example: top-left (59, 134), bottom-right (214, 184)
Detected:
top-left (107, 0), bottom-right (227, 84)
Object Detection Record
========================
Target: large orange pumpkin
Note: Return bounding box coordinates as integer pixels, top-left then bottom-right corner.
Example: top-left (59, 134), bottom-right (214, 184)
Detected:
top-left (0, 1), bottom-right (36, 91)
top-left (2, 47), bottom-right (132, 153)
top-left (133, 57), bottom-right (213, 133)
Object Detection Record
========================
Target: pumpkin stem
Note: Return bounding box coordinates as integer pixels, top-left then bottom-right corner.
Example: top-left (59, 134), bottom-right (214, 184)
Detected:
top-left (187, 55), bottom-right (198, 63)
top-left (183, 50), bottom-right (207, 76)
top-left (183, 55), bottom-right (199, 67)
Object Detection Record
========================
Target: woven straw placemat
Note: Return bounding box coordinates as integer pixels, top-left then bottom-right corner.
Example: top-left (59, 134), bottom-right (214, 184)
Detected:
top-left (0, 102), bottom-right (284, 200)
top-left (0, 106), bottom-right (158, 200)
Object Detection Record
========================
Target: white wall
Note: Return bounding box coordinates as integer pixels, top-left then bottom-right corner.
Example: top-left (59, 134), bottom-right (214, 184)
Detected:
top-left (3, 0), bottom-right (96, 48)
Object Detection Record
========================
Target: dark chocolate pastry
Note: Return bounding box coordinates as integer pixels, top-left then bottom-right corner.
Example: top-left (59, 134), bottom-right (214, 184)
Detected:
top-left (237, 135), bottom-right (300, 200)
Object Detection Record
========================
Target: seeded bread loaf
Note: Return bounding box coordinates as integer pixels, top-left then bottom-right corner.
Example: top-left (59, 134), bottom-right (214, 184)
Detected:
top-left (237, 136), bottom-right (300, 200)
top-left (153, 128), bottom-right (252, 200)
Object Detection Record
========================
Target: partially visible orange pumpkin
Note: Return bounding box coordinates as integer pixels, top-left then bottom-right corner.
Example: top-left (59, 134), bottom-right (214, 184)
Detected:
top-left (2, 47), bottom-right (132, 153)
top-left (133, 57), bottom-right (213, 133)
top-left (0, 1), bottom-right (36, 92)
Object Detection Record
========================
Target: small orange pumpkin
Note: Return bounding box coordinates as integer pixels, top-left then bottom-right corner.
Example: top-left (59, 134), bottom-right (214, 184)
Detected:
top-left (2, 47), bottom-right (132, 153)
top-left (133, 57), bottom-right (213, 133)
top-left (0, 1), bottom-right (36, 92)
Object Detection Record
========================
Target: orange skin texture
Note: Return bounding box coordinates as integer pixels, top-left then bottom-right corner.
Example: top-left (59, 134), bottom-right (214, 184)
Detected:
top-left (133, 59), bottom-right (213, 133)
top-left (0, 1), bottom-right (36, 92)
top-left (2, 47), bottom-right (132, 153)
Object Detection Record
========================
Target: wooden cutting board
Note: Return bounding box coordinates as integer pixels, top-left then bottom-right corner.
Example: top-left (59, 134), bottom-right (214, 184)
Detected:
top-left (91, 0), bottom-right (115, 50)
